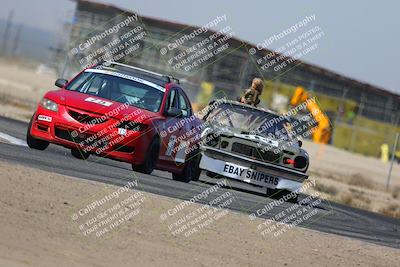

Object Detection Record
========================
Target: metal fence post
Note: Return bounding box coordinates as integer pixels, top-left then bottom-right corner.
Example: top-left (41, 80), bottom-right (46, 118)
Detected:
top-left (386, 132), bottom-right (400, 190)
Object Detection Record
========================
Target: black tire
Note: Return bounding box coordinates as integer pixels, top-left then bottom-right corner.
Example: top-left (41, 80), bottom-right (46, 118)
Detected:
top-left (26, 115), bottom-right (49, 151)
top-left (172, 152), bottom-right (201, 183)
top-left (266, 188), bottom-right (298, 203)
top-left (132, 137), bottom-right (160, 174)
top-left (71, 148), bottom-right (90, 160)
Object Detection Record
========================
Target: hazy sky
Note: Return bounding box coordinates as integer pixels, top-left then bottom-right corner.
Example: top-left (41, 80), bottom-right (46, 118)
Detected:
top-left (1, 0), bottom-right (399, 94)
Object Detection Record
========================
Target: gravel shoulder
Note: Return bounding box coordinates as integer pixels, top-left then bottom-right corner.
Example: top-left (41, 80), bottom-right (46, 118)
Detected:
top-left (0, 160), bottom-right (398, 267)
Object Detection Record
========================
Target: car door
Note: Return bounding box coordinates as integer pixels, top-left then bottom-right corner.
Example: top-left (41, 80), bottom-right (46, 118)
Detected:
top-left (174, 89), bottom-right (200, 162)
top-left (158, 88), bottom-right (184, 166)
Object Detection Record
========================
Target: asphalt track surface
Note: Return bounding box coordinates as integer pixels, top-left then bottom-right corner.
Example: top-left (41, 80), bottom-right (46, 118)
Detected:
top-left (0, 116), bottom-right (399, 249)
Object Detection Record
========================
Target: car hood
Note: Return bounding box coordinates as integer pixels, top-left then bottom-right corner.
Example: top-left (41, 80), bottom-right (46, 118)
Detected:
top-left (207, 122), bottom-right (302, 154)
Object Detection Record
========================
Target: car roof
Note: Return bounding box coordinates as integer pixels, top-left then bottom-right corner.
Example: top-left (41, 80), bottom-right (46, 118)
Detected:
top-left (92, 61), bottom-right (180, 88)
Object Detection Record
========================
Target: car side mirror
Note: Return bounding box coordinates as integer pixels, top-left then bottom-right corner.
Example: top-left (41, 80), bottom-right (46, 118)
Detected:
top-left (55, 78), bottom-right (68, 88)
top-left (166, 107), bottom-right (182, 118)
top-left (298, 140), bottom-right (303, 147)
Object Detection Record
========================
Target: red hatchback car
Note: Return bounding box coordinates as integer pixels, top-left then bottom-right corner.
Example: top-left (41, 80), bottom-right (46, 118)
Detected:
top-left (27, 61), bottom-right (202, 182)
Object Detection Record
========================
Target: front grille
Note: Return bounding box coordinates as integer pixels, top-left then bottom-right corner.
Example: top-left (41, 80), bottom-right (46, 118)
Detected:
top-left (68, 109), bottom-right (108, 124)
top-left (231, 142), bottom-right (280, 163)
top-left (55, 127), bottom-right (108, 150)
top-left (257, 150), bottom-right (281, 163)
top-left (55, 127), bottom-right (87, 143)
top-left (37, 125), bottom-right (48, 132)
top-left (232, 143), bottom-right (253, 157)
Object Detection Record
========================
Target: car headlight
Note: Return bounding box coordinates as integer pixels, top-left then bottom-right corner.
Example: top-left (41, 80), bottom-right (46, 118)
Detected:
top-left (40, 98), bottom-right (58, 112)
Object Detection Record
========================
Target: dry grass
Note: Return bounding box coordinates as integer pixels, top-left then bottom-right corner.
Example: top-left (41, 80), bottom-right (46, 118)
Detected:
top-left (309, 170), bottom-right (344, 183)
top-left (337, 190), bottom-right (372, 211)
top-left (347, 173), bottom-right (375, 190)
top-left (340, 193), bottom-right (353, 205)
top-left (324, 172), bottom-right (342, 182)
top-left (379, 204), bottom-right (400, 218)
top-left (314, 183), bottom-right (338, 196)
top-left (0, 93), bottom-right (33, 110)
top-left (349, 188), bottom-right (371, 204)
top-left (392, 186), bottom-right (400, 199)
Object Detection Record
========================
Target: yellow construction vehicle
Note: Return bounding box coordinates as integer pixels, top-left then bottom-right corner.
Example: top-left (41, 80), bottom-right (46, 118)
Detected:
top-left (290, 86), bottom-right (331, 144)
top-left (192, 82), bottom-right (214, 112)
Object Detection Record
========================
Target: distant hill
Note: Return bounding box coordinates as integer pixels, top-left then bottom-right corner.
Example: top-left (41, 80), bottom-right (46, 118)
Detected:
top-left (0, 18), bottom-right (57, 62)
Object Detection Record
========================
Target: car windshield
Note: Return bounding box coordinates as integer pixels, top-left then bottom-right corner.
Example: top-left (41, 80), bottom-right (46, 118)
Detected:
top-left (66, 71), bottom-right (164, 112)
top-left (206, 103), bottom-right (293, 141)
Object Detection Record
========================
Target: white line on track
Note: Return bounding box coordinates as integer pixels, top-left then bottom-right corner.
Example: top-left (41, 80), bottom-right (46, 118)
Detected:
top-left (0, 131), bottom-right (28, 147)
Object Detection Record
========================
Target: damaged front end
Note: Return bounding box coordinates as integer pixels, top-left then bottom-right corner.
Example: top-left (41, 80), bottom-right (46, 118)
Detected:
top-left (198, 100), bottom-right (309, 193)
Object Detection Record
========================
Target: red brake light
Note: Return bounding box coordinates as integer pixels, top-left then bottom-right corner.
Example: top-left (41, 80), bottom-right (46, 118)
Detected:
top-left (283, 158), bottom-right (295, 165)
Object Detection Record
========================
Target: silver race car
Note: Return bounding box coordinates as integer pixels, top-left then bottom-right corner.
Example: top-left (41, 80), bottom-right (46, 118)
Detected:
top-left (198, 99), bottom-right (309, 202)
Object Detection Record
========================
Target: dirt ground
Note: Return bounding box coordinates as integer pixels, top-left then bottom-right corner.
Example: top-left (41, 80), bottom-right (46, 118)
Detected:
top-left (304, 142), bottom-right (400, 217)
top-left (0, 58), bottom-right (56, 122)
top-left (305, 142), bottom-right (400, 187)
top-left (0, 160), bottom-right (398, 267)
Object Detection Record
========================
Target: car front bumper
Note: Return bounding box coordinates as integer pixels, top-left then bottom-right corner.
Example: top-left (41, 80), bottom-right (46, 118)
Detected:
top-left (199, 147), bottom-right (308, 192)
top-left (30, 105), bottom-right (151, 164)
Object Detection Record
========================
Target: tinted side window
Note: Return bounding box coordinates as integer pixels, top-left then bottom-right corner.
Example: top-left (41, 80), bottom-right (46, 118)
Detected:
top-left (166, 89), bottom-right (178, 110)
top-left (178, 91), bottom-right (191, 117)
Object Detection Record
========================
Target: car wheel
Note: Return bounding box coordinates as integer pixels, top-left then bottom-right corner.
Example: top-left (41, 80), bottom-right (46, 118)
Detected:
top-left (132, 137), bottom-right (160, 174)
top-left (26, 114), bottom-right (49, 151)
top-left (172, 152), bottom-right (201, 183)
top-left (71, 148), bottom-right (90, 160)
top-left (266, 188), bottom-right (298, 203)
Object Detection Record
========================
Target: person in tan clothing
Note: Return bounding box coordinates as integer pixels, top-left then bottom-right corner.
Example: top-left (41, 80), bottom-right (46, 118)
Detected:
top-left (240, 78), bottom-right (264, 107)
